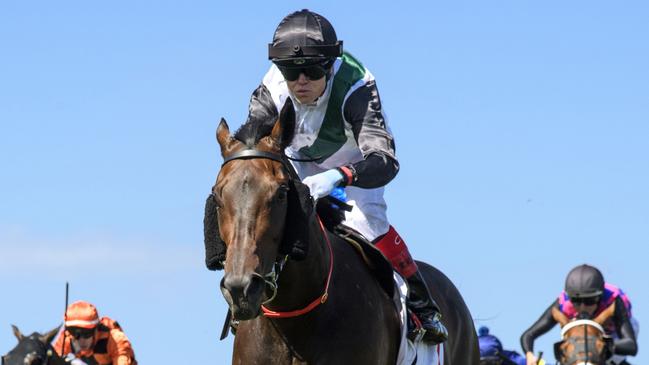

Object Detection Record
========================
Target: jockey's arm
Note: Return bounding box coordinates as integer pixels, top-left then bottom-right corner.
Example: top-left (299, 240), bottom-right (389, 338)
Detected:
top-left (612, 296), bottom-right (638, 356)
top-left (342, 80), bottom-right (399, 188)
top-left (108, 329), bottom-right (135, 365)
top-left (244, 80), bottom-right (399, 188)
top-left (520, 301), bottom-right (559, 355)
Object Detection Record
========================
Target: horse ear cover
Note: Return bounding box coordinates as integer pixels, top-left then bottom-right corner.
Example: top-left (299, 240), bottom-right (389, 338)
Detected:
top-left (204, 179), bottom-right (313, 269)
top-left (280, 179), bottom-right (313, 260)
top-left (204, 194), bottom-right (226, 270)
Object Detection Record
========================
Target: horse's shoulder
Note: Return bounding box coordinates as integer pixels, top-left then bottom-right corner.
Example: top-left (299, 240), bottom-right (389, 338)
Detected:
top-left (326, 224), bottom-right (395, 298)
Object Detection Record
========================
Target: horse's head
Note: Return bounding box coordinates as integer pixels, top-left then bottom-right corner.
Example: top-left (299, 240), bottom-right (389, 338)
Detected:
top-left (552, 304), bottom-right (615, 365)
top-left (2, 325), bottom-right (59, 365)
top-left (212, 99), bottom-right (311, 320)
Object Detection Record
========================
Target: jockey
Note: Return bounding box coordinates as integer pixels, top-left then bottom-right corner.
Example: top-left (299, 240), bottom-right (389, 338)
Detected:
top-left (234, 9), bottom-right (447, 343)
top-left (52, 301), bottom-right (137, 365)
top-left (478, 326), bottom-right (526, 365)
top-left (520, 264), bottom-right (638, 365)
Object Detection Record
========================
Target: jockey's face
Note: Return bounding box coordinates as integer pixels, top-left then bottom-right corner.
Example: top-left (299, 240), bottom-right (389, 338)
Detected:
top-left (286, 72), bottom-right (327, 104)
top-left (74, 335), bottom-right (94, 351)
top-left (69, 327), bottom-right (95, 351)
top-left (572, 296), bottom-right (600, 316)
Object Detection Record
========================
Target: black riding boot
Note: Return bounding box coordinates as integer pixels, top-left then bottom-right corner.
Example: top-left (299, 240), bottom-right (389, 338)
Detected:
top-left (407, 270), bottom-right (448, 344)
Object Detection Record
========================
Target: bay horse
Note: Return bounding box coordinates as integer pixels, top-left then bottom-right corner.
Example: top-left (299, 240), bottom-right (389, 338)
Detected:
top-left (2, 325), bottom-right (65, 365)
top-left (208, 98), bottom-right (479, 364)
top-left (551, 305), bottom-right (615, 365)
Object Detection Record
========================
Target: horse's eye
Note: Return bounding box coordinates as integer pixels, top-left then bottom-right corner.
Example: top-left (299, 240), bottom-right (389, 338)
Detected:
top-left (277, 185), bottom-right (289, 201)
top-left (212, 192), bottom-right (224, 208)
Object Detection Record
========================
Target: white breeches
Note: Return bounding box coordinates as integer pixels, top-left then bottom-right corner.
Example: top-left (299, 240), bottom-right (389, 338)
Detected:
top-left (290, 160), bottom-right (390, 241)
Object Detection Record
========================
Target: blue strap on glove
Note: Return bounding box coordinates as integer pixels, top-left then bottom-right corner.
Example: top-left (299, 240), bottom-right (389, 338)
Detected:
top-left (302, 169), bottom-right (344, 201)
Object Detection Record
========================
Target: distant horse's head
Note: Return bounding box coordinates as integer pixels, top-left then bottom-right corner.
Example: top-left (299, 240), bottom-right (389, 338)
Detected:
top-left (212, 99), bottom-right (312, 320)
top-left (2, 325), bottom-right (60, 365)
top-left (552, 304), bottom-right (615, 365)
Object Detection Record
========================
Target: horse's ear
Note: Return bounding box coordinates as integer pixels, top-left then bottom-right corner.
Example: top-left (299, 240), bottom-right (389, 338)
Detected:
top-left (40, 326), bottom-right (60, 344)
top-left (552, 306), bottom-right (570, 327)
top-left (270, 98), bottom-right (295, 149)
top-left (11, 324), bottom-right (24, 341)
top-left (216, 118), bottom-right (234, 155)
top-left (593, 301), bottom-right (616, 325)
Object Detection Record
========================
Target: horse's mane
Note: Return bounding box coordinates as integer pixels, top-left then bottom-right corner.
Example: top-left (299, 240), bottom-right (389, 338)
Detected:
top-left (234, 116), bottom-right (276, 147)
top-left (233, 98), bottom-right (296, 149)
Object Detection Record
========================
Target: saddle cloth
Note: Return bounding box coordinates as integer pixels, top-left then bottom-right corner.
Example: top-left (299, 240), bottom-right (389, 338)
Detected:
top-left (394, 273), bottom-right (444, 365)
top-left (328, 217), bottom-right (444, 365)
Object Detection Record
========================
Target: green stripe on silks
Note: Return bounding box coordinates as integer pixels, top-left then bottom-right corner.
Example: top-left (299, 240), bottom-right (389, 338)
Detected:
top-left (299, 52), bottom-right (366, 161)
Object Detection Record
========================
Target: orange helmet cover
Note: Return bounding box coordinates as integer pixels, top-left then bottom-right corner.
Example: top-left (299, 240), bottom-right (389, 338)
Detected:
top-left (65, 301), bottom-right (100, 329)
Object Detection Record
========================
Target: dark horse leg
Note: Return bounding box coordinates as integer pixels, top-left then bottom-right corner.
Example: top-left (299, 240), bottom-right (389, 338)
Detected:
top-left (417, 261), bottom-right (480, 365)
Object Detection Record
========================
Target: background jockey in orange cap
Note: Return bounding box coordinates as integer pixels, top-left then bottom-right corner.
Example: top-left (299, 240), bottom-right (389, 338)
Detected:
top-left (52, 300), bottom-right (137, 365)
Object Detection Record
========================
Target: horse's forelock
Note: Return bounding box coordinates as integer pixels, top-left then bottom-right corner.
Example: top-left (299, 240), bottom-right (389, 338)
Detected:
top-left (234, 119), bottom-right (274, 148)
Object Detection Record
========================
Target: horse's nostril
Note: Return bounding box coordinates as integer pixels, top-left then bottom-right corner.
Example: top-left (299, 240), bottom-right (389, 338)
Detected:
top-left (222, 274), bottom-right (266, 304)
top-left (246, 275), bottom-right (266, 298)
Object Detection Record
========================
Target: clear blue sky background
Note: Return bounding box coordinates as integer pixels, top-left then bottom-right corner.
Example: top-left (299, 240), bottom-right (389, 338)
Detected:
top-left (1, 1), bottom-right (647, 363)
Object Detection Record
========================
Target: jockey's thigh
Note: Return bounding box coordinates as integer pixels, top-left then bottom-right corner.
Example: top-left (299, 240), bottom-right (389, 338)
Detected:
top-left (343, 186), bottom-right (389, 241)
top-left (288, 158), bottom-right (391, 241)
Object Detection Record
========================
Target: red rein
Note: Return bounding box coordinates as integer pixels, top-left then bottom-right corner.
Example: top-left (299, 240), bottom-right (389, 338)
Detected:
top-left (261, 218), bottom-right (333, 318)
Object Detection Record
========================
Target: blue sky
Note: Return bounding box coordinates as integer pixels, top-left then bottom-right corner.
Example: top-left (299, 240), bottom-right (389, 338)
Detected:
top-left (1, 1), bottom-right (647, 363)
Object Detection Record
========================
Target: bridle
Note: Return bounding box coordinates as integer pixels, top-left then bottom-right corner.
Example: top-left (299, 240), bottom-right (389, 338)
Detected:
top-left (558, 320), bottom-right (607, 365)
top-left (219, 148), bottom-right (334, 319)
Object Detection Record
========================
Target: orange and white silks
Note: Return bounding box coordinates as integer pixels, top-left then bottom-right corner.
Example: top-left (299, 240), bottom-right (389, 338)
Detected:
top-left (54, 316), bottom-right (137, 365)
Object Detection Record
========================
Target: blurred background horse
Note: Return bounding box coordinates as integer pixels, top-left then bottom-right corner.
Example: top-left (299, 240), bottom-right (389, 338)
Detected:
top-left (552, 306), bottom-right (614, 365)
top-left (2, 325), bottom-right (64, 365)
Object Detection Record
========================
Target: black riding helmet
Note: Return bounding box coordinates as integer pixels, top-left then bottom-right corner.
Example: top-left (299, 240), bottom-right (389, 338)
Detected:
top-left (268, 9), bottom-right (343, 69)
top-left (565, 264), bottom-right (605, 298)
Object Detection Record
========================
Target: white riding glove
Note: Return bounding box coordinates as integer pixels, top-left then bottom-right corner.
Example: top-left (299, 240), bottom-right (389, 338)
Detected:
top-left (302, 169), bottom-right (344, 201)
top-left (65, 354), bottom-right (89, 365)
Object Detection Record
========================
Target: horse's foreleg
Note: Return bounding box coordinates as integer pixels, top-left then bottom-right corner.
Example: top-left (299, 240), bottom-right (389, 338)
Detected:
top-left (232, 318), bottom-right (294, 365)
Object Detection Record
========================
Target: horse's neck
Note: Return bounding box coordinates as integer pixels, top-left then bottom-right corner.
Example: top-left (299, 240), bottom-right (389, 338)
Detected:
top-left (270, 217), bottom-right (330, 310)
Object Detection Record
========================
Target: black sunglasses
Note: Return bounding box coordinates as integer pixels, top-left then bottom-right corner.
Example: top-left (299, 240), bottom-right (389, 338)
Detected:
top-left (67, 327), bottom-right (94, 339)
top-left (571, 296), bottom-right (600, 306)
top-left (278, 64), bottom-right (328, 81)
